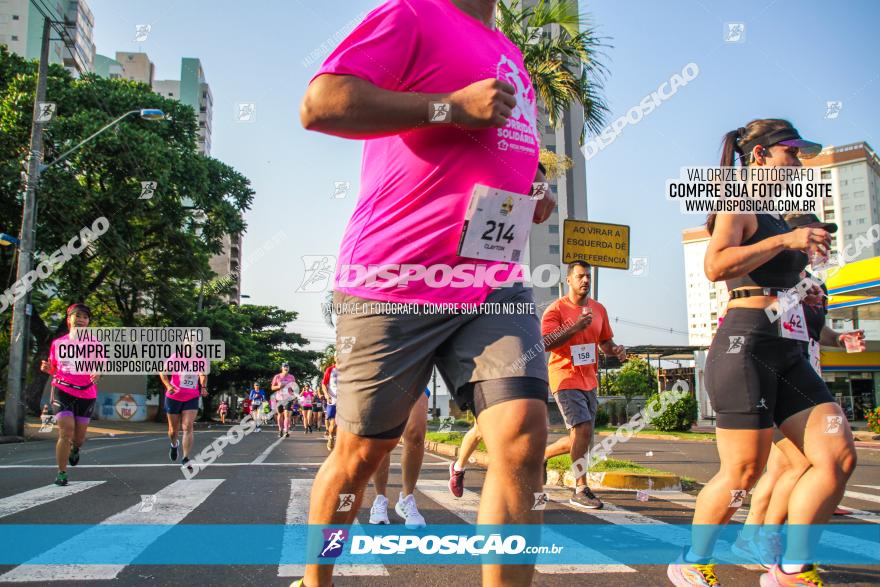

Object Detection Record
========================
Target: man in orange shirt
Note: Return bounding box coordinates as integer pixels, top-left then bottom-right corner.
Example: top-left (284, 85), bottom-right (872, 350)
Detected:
top-left (541, 260), bottom-right (626, 509)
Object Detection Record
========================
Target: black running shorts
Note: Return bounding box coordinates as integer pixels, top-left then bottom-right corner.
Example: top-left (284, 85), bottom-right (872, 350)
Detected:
top-left (705, 308), bottom-right (835, 429)
top-left (52, 388), bottom-right (95, 422)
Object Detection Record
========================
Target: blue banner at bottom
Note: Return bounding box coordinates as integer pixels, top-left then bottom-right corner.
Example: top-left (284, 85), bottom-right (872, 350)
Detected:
top-left (0, 524), bottom-right (877, 565)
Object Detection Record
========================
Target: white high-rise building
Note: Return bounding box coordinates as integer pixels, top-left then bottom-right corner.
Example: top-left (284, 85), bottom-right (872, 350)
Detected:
top-left (0, 0), bottom-right (95, 74)
top-left (682, 227), bottom-right (728, 346)
top-left (802, 142), bottom-right (880, 262)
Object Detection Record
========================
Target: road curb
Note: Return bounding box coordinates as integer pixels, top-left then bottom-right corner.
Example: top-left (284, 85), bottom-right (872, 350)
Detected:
top-left (546, 468), bottom-right (681, 491)
top-left (0, 435), bottom-right (26, 444)
top-left (424, 440), bottom-right (681, 491)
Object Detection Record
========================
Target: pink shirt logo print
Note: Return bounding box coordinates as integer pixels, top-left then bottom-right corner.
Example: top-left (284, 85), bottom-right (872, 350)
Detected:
top-left (495, 54), bottom-right (539, 154)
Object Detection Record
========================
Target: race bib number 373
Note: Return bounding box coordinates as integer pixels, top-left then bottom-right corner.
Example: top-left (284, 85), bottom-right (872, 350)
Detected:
top-left (457, 184), bottom-right (537, 263)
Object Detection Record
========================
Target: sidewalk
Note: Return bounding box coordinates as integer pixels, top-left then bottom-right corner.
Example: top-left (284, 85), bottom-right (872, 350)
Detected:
top-left (545, 425), bottom-right (880, 447)
top-left (19, 417), bottom-right (224, 441)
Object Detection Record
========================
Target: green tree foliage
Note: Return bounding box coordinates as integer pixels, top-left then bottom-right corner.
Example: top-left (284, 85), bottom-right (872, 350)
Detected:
top-left (200, 304), bottom-right (320, 417)
top-left (497, 0), bottom-right (610, 140)
top-left (645, 391), bottom-right (698, 432)
top-left (608, 356), bottom-right (656, 399)
top-left (318, 344), bottom-right (336, 374)
top-left (0, 47), bottom-right (256, 412)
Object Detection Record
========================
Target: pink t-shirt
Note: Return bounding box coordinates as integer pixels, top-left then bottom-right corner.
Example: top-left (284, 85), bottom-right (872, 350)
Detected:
top-left (49, 334), bottom-right (99, 399)
top-left (163, 355), bottom-right (202, 402)
top-left (315, 0), bottom-right (540, 305)
top-left (272, 373), bottom-right (297, 401)
top-left (299, 390), bottom-right (314, 407)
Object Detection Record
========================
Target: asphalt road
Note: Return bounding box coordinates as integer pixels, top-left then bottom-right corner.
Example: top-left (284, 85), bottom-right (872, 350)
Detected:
top-left (0, 424), bottom-right (877, 586)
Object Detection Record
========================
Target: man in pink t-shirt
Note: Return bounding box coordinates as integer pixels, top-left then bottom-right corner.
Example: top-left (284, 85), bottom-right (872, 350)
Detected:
top-left (40, 303), bottom-right (102, 486)
top-left (159, 345), bottom-right (207, 473)
top-left (299, 2), bottom-right (553, 585)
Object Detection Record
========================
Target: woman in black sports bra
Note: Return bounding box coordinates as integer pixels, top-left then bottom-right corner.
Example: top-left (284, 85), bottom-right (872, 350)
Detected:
top-left (667, 119), bottom-right (857, 587)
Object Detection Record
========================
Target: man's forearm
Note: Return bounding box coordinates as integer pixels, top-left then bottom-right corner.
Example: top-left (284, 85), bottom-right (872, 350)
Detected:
top-left (301, 75), bottom-right (447, 139)
top-left (599, 340), bottom-right (616, 355)
top-left (544, 323), bottom-right (582, 351)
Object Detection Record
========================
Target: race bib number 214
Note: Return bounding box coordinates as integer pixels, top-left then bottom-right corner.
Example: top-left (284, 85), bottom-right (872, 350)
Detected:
top-left (457, 184), bottom-right (537, 263)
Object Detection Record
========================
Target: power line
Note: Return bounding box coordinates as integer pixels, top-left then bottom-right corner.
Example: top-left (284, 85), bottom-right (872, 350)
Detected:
top-left (609, 315), bottom-right (689, 337)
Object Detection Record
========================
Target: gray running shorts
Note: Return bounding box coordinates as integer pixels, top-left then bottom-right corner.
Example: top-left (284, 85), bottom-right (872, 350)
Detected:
top-left (333, 283), bottom-right (549, 437)
top-left (554, 388), bottom-right (599, 429)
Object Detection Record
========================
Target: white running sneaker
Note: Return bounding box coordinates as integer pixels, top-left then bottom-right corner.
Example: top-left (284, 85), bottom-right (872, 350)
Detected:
top-left (395, 492), bottom-right (426, 529)
top-left (369, 494), bottom-right (390, 525)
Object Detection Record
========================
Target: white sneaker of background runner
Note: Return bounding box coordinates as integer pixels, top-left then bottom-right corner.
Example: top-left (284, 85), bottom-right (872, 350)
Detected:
top-left (395, 492), bottom-right (426, 529)
top-left (369, 494), bottom-right (390, 525)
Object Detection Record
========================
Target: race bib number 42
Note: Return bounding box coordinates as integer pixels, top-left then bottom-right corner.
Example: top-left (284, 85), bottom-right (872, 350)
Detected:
top-left (571, 343), bottom-right (596, 366)
top-left (457, 184), bottom-right (537, 263)
top-left (778, 293), bottom-right (809, 342)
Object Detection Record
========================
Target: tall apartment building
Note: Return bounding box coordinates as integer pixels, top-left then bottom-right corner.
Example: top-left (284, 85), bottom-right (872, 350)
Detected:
top-left (113, 51), bottom-right (154, 85)
top-left (0, 0), bottom-right (95, 74)
top-left (682, 227), bottom-right (727, 346)
top-left (179, 57), bottom-right (212, 156)
top-left (113, 54), bottom-right (213, 156)
top-left (521, 0), bottom-right (589, 311)
top-left (96, 52), bottom-right (235, 301)
top-left (801, 142), bottom-right (880, 262)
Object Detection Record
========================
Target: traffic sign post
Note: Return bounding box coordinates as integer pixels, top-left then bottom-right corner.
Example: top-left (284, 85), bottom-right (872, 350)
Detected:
top-left (562, 220), bottom-right (631, 270)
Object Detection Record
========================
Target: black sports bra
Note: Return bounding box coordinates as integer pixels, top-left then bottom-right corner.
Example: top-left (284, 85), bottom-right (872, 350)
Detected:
top-left (725, 214), bottom-right (808, 290)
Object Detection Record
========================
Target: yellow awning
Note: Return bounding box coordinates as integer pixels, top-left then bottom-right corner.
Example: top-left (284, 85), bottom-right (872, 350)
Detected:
top-left (826, 256), bottom-right (880, 320)
top-left (820, 350), bottom-right (880, 371)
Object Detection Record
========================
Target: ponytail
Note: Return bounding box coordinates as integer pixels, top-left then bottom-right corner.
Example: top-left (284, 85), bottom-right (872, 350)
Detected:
top-left (708, 128), bottom-right (748, 234)
top-left (720, 128), bottom-right (745, 167)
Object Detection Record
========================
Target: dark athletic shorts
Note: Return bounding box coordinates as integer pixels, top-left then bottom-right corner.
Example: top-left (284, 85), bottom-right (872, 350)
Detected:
top-left (52, 388), bottom-right (95, 423)
top-left (165, 395), bottom-right (200, 414)
top-left (277, 403), bottom-right (285, 413)
top-left (705, 308), bottom-right (834, 429)
top-left (334, 283), bottom-right (549, 438)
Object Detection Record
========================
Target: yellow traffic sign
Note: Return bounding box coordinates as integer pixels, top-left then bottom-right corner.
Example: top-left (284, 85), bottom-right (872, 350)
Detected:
top-left (562, 220), bottom-right (630, 270)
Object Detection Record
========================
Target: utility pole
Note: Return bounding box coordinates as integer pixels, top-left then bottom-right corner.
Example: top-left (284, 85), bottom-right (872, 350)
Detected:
top-left (592, 266), bottom-right (598, 301)
top-left (431, 367), bottom-right (437, 419)
top-left (4, 18), bottom-right (51, 436)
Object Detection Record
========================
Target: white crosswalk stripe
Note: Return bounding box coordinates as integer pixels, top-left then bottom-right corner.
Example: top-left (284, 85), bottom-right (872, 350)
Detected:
top-left (278, 479), bottom-right (388, 578)
top-left (417, 479), bottom-right (635, 574)
top-left (844, 490), bottom-right (880, 505)
top-left (0, 479), bottom-right (223, 583)
top-left (0, 481), bottom-right (104, 519)
top-left (0, 469), bottom-right (875, 583)
top-left (651, 489), bottom-right (880, 563)
top-left (835, 505), bottom-right (880, 524)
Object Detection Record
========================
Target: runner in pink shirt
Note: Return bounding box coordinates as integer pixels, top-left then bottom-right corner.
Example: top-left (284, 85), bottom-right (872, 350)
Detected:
top-left (159, 341), bottom-right (207, 473)
top-left (298, 2), bottom-right (555, 586)
top-left (299, 385), bottom-right (315, 434)
top-left (271, 362), bottom-right (298, 438)
top-left (40, 303), bottom-right (102, 486)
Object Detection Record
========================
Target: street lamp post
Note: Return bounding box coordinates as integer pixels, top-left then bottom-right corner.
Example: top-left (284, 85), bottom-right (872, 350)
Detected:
top-left (2, 65), bottom-right (165, 436)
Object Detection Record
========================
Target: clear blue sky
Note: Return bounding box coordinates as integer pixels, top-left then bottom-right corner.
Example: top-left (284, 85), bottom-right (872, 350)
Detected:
top-left (88, 0), bottom-right (880, 350)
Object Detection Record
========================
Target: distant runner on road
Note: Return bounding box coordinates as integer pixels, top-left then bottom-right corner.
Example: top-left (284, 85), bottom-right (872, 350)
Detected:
top-left (159, 341), bottom-right (207, 474)
top-left (40, 303), bottom-right (102, 487)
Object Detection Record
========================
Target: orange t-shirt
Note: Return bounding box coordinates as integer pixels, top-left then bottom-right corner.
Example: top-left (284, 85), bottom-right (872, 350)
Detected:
top-left (541, 297), bottom-right (613, 393)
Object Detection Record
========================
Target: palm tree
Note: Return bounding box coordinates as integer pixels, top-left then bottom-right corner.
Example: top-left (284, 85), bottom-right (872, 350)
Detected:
top-left (497, 0), bottom-right (610, 144)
